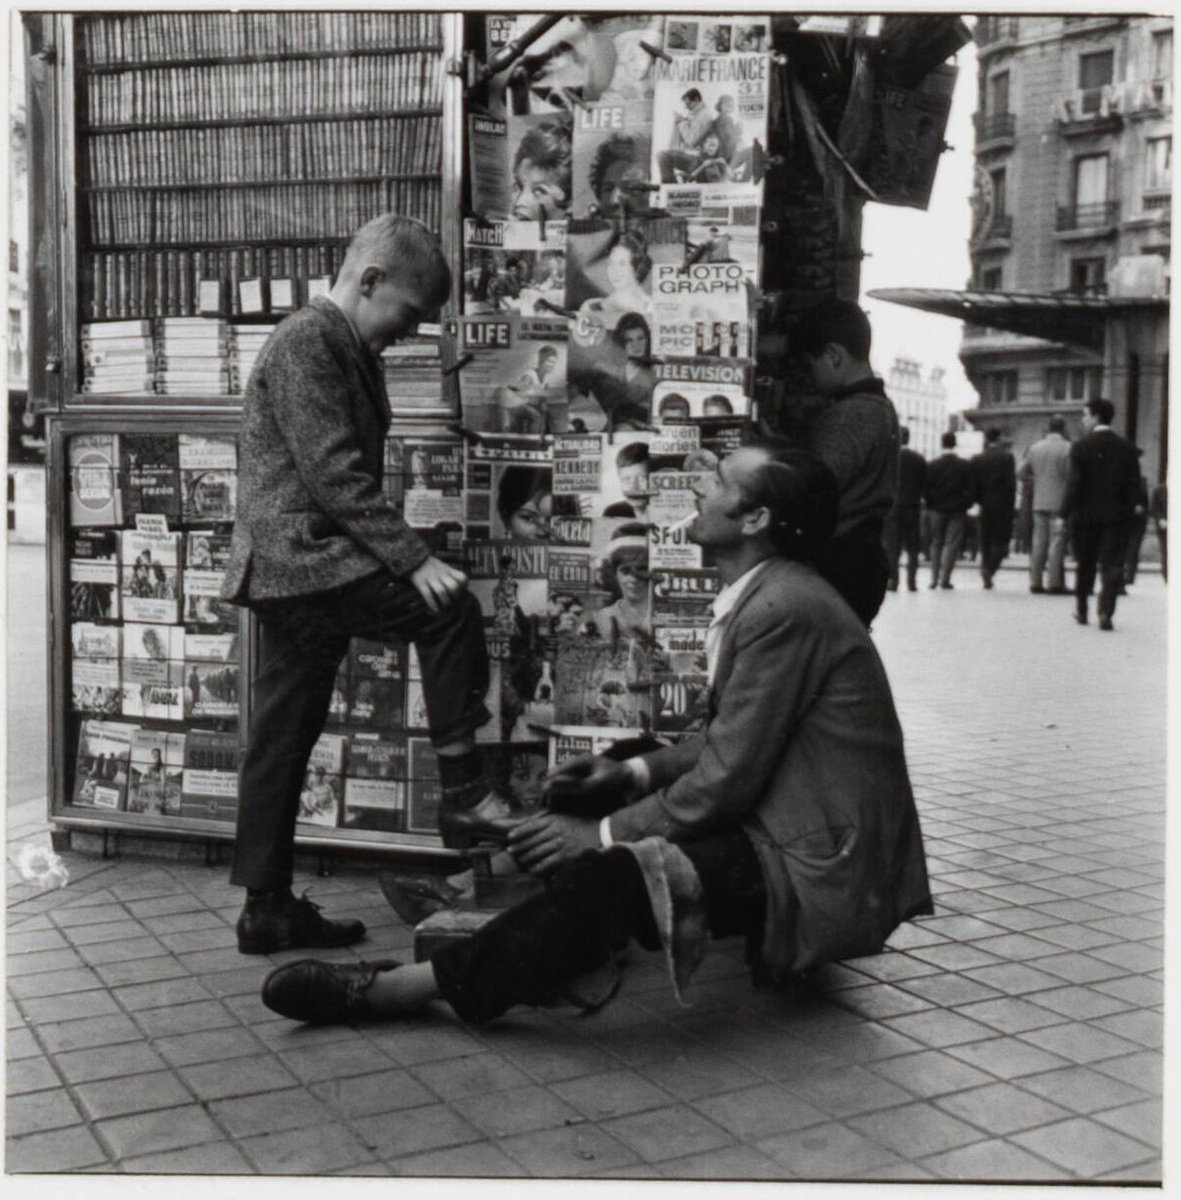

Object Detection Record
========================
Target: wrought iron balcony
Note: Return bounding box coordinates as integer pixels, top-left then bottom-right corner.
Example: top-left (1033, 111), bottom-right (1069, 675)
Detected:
top-left (974, 112), bottom-right (1016, 142)
top-left (1056, 201), bottom-right (1119, 231)
top-left (1142, 192), bottom-right (1171, 210)
top-left (987, 213), bottom-right (1013, 239)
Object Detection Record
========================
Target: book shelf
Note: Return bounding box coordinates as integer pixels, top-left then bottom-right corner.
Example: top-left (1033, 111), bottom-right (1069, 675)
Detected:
top-left (34, 11), bottom-right (466, 862)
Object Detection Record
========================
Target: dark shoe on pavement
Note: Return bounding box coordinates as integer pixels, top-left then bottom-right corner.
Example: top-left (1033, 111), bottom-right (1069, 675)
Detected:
top-left (1073, 609), bottom-right (1088, 625)
top-left (237, 890), bottom-right (366, 956)
top-left (1030, 584), bottom-right (1046, 594)
top-left (262, 957), bottom-right (401, 1023)
top-left (940, 581), bottom-right (954, 590)
top-left (983, 574), bottom-right (993, 590)
top-left (886, 581), bottom-right (898, 592)
top-left (1099, 615), bottom-right (1114, 631)
top-left (907, 579), bottom-right (918, 592)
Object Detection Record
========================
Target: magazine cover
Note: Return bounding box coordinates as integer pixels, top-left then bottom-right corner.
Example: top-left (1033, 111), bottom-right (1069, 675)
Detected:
top-left (343, 734), bottom-right (409, 832)
top-left (547, 724), bottom-right (649, 769)
top-left (70, 538), bottom-right (121, 621)
top-left (505, 111), bottom-right (574, 222)
top-left (571, 101), bottom-right (653, 220)
top-left (648, 468), bottom-right (703, 570)
top-left (72, 621), bottom-right (122, 661)
top-left (180, 730), bottom-right (239, 821)
top-left (650, 621), bottom-right (710, 733)
top-left (178, 434), bottom-right (238, 524)
top-left (463, 435), bottom-right (552, 541)
top-left (460, 315), bottom-right (568, 435)
top-left (664, 15), bottom-right (769, 56)
top-left (346, 638), bottom-right (407, 731)
top-left (554, 634), bottom-right (652, 730)
top-left (123, 622), bottom-right (184, 661)
top-left (651, 239), bottom-right (754, 360)
top-left (121, 659), bottom-right (184, 721)
top-left (406, 736), bottom-right (442, 835)
top-left (462, 218), bottom-right (567, 316)
top-left (120, 433), bottom-right (181, 524)
top-left (482, 15), bottom-right (664, 117)
top-left (384, 435), bottom-right (465, 564)
top-left (465, 539), bottom-right (554, 743)
top-left (468, 113), bottom-right (510, 219)
top-left (71, 658), bottom-right (122, 715)
top-left (586, 428), bottom-right (696, 524)
top-left (120, 529), bottom-right (182, 624)
top-left (649, 52), bottom-right (769, 194)
top-left (69, 433), bottom-right (122, 526)
top-left (182, 532), bottom-right (236, 627)
top-left (126, 729), bottom-right (184, 816)
top-left (72, 719), bottom-right (134, 809)
top-left (297, 733), bottom-right (346, 828)
top-left (182, 660), bottom-right (239, 720)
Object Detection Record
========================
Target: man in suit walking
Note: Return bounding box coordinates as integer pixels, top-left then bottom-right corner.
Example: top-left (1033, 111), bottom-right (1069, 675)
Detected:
top-left (971, 427), bottom-right (1016, 589)
top-left (1060, 397), bottom-right (1141, 631)
top-left (924, 432), bottom-right (976, 589)
top-left (1019, 415), bottom-right (1072, 594)
top-left (258, 448), bottom-right (932, 1025)
top-left (221, 215), bottom-right (501, 955)
top-left (883, 426), bottom-right (926, 593)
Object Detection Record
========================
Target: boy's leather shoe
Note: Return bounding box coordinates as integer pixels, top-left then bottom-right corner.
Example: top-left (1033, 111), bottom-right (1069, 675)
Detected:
top-left (237, 890), bottom-right (366, 955)
top-left (262, 958), bottom-right (400, 1023)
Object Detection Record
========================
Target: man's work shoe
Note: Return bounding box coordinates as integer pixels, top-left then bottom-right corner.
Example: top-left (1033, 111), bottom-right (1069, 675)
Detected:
top-left (1099, 615), bottom-right (1114, 631)
top-left (1030, 584), bottom-right (1046, 594)
top-left (237, 890), bottom-right (366, 955)
top-left (1073, 609), bottom-right (1088, 626)
top-left (262, 958), bottom-right (400, 1023)
top-left (940, 581), bottom-right (954, 590)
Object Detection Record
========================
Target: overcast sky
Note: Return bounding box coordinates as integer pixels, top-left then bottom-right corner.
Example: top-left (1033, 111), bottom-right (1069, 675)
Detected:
top-left (860, 37), bottom-right (978, 415)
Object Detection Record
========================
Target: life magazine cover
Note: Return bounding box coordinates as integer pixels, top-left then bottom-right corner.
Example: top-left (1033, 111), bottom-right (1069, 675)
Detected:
top-left (571, 101), bottom-right (653, 220)
top-left (460, 315), bottom-right (569, 435)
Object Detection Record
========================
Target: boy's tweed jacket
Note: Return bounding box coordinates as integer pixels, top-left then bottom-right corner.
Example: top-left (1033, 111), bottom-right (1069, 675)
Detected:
top-left (221, 297), bottom-right (431, 605)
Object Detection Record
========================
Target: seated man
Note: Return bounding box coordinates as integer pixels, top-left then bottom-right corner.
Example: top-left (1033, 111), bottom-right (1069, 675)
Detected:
top-left (260, 447), bottom-right (933, 1025)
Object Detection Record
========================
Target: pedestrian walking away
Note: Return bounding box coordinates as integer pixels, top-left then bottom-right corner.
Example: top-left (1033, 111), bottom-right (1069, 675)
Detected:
top-left (883, 425), bottom-right (926, 592)
top-left (1060, 397), bottom-right (1141, 631)
top-left (971, 426), bottom-right (1016, 589)
top-left (1020, 415), bottom-right (1072, 594)
top-left (924, 431), bottom-right (975, 590)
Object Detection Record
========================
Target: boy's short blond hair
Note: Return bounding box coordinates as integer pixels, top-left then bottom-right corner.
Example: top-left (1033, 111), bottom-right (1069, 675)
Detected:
top-left (344, 214), bottom-right (451, 304)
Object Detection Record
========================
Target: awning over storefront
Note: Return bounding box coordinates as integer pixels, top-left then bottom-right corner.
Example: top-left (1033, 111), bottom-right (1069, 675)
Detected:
top-left (867, 287), bottom-right (1167, 352)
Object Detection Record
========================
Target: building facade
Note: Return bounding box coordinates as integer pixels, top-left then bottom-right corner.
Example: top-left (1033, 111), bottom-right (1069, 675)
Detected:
top-left (885, 355), bottom-right (950, 460)
top-left (963, 14), bottom-right (1171, 477)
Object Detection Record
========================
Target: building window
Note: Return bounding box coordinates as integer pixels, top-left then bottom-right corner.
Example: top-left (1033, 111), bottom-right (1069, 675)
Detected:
top-left (990, 167), bottom-right (1007, 215)
top-left (981, 372), bottom-right (1018, 404)
top-left (1152, 29), bottom-right (1173, 79)
top-left (1072, 153), bottom-right (1110, 222)
top-left (1047, 366), bottom-right (1102, 402)
top-left (979, 266), bottom-right (1003, 291)
top-left (988, 71), bottom-right (1010, 115)
top-left (1069, 257), bottom-right (1107, 295)
top-left (8, 239), bottom-right (17, 274)
top-left (1078, 48), bottom-right (1115, 113)
top-left (1146, 136), bottom-right (1172, 192)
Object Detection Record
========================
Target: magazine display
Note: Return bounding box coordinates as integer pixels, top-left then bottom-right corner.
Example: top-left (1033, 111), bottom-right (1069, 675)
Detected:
top-left (297, 733), bottom-right (345, 828)
top-left (72, 719), bottom-right (135, 809)
top-left (571, 102), bottom-right (653, 221)
top-left (70, 530), bottom-right (121, 621)
top-left (460, 316), bottom-right (569, 435)
top-left (180, 729), bottom-right (239, 821)
top-left (127, 728), bottom-right (184, 815)
top-left (384, 435), bottom-right (465, 564)
top-left (120, 529), bottom-right (182, 624)
top-left (462, 219), bottom-right (567, 316)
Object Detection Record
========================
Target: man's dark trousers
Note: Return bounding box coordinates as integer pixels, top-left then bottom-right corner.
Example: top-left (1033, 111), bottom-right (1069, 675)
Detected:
top-left (883, 506), bottom-right (922, 589)
top-left (978, 506), bottom-right (1014, 580)
top-left (432, 831), bottom-right (766, 1025)
top-left (812, 520), bottom-right (890, 626)
top-left (232, 572), bottom-right (491, 892)
top-left (929, 511), bottom-right (967, 587)
top-left (1072, 520), bottom-right (1129, 622)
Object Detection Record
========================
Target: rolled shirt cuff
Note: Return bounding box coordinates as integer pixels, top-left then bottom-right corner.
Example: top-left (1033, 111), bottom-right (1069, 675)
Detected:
top-left (598, 815), bottom-right (614, 848)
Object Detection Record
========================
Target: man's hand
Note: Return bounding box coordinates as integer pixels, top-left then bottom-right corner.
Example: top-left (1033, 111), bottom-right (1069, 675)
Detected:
top-left (410, 556), bottom-right (468, 614)
top-left (544, 754), bottom-right (634, 812)
top-left (507, 812), bottom-right (603, 875)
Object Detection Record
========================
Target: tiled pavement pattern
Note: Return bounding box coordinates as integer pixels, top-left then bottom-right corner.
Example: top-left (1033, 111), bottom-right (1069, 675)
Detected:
top-left (6, 569), bottom-right (1167, 1180)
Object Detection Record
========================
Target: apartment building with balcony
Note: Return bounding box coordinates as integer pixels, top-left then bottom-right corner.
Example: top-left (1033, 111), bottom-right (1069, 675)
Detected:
top-left (959, 13), bottom-right (1171, 476)
top-left (886, 356), bottom-right (951, 461)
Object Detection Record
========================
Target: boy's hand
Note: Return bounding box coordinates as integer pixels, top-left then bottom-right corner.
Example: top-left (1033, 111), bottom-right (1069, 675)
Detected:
top-left (410, 556), bottom-right (468, 614)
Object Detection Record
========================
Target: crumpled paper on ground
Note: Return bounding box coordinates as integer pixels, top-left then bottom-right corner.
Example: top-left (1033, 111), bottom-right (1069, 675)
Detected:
top-left (15, 844), bottom-right (70, 890)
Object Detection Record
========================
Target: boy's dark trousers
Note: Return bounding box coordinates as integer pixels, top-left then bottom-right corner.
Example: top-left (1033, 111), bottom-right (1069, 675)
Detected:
top-left (231, 571), bottom-right (491, 892)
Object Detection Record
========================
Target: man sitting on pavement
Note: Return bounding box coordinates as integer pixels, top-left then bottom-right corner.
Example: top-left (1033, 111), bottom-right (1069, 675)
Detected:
top-left (259, 447), bottom-right (933, 1026)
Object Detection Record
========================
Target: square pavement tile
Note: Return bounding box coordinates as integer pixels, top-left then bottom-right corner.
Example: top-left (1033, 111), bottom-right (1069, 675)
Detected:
top-left (932, 1080), bottom-right (1073, 1136)
top-left (848, 1101), bottom-right (984, 1160)
top-left (1017, 1021), bottom-right (1142, 1065)
top-left (409, 1050), bottom-right (533, 1100)
top-left (385, 1141), bottom-right (523, 1176)
top-left (74, 1069), bottom-right (192, 1121)
top-left (1094, 975), bottom-right (1163, 1008)
top-left (5, 965), bottom-right (106, 1000)
top-left (880, 1009), bottom-right (997, 1049)
top-left (1030, 985), bottom-right (1136, 1020)
top-left (495, 1122), bottom-right (641, 1177)
top-left (111, 976), bottom-right (212, 1012)
top-left (1017, 1064), bottom-right (1155, 1114)
top-left (6, 1124), bottom-right (109, 1172)
top-left (7, 1055), bottom-right (60, 1096)
top-left (657, 1143), bottom-right (786, 1180)
top-left (868, 1049), bottom-right (994, 1099)
top-left (5, 1027), bottom-right (41, 1060)
top-left (239, 1121), bottom-right (379, 1174)
top-left (92, 955), bottom-right (190, 987)
top-left (961, 962), bottom-right (1068, 995)
top-left (278, 1036), bottom-right (399, 1085)
top-left (53, 1040), bottom-right (169, 1084)
top-left (94, 1103), bottom-right (224, 1161)
top-left (1010, 1116), bottom-right (1158, 1178)
top-left (551, 1069), bottom-right (672, 1121)
top-left (178, 1054), bottom-right (300, 1102)
top-left (1031, 952), bottom-right (1132, 986)
top-left (833, 982), bottom-right (936, 1020)
top-left (452, 1083), bottom-right (581, 1138)
top-left (921, 1138), bottom-right (1071, 1181)
top-left (787, 1063), bottom-right (915, 1118)
top-left (17, 989), bottom-right (120, 1027)
top-left (691, 1082), bottom-right (826, 1141)
top-left (154, 1026), bottom-right (265, 1068)
top-left (952, 996), bottom-right (1067, 1035)
top-left (602, 1103), bottom-right (734, 1164)
top-left (640, 1052), bottom-right (761, 1101)
top-left (6, 1087), bottom-right (84, 1137)
top-left (362, 1022), bottom-right (487, 1069)
top-left (946, 1036), bottom-right (1071, 1079)
top-left (349, 1101), bottom-right (484, 1161)
top-left (37, 1012), bottom-right (144, 1055)
top-left (133, 998), bottom-right (241, 1039)
top-left (896, 972), bottom-right (1005, 1007)
top-left (210, 1086), bottom-right (335, 1138)
top-left (1093, 1098), bottom-right (1162, 1147)
top-left (121, 1140), bottom-right (256, 1175)
top-left (1090, 1049), bottom-right (1164, 1093)
top-left (1088, 1008), bottom-right (1163, 1048)
top-left (308, 1067), bottom-right (435, 1119)
top-left (756, 1120), bottom-right (900, 1179)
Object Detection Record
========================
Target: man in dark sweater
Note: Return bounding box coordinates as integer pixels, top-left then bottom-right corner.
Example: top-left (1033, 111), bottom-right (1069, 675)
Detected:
top-left (793, 298), bottom-right (899, 626)
top-left (925, 432), bottom-right (976, 589)
top-left (883, 426), bottom-right (927, 592)
top-left (971, 426), bottom-right (1017, 589)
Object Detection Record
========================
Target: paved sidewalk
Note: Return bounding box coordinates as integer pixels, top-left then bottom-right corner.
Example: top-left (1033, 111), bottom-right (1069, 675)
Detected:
top-left (6, 570), bottom-right (1167, 1180)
